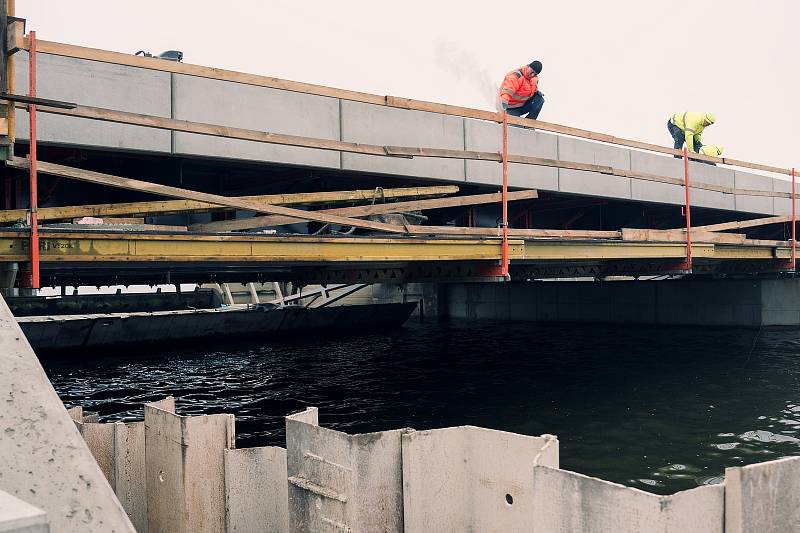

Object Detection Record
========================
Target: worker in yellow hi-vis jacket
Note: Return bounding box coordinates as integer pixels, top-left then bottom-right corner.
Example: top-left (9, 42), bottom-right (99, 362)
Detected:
top-left (667, 112), bottom-right (716, 154)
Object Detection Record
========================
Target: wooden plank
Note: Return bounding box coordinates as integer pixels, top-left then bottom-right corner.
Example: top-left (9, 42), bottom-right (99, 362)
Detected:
top-left (6, 19), bottom-right (22, 54)
top-left (27, 104), bottom-right (791, 199)
top-left (0, 185), bottom-right (458, 223)
top-left (6, 158), bottom-right (408, 234)
top-left (621, 228), bottom-right (747, 244)
top-left (406, 226), bottom-right (622, 239)
top-left (689, 216), bottom-right (792, 233)
top-left (25, 39), bottom-right (793, 176)
top-left (71, 217), bottom-right (145, 224)
top-left (190, 189), bottom-right (539, 232)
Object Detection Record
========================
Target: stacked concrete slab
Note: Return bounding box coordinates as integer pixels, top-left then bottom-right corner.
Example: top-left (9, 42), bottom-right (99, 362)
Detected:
top-left (0, 491), bottom-right (49, 533)
top-left (14, 53), bottom-right (798, 216)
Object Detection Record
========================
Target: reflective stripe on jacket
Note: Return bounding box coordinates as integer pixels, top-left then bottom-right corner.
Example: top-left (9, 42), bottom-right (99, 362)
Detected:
top-left (669, 112), bottom-right (715, 153)
top-left (498, 65), bottom-right (539, 108)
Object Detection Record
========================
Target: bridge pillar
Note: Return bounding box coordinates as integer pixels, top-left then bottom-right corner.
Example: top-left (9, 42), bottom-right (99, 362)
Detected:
top-left (442, 278), bottom-right (800, 328)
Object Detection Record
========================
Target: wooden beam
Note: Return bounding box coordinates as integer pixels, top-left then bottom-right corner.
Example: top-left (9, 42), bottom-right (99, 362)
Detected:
top-left (0, 185), bottom-right (459, 223)
top-left (6, 158), bottom-right (408, 234)
top-left (687, 216), bottom-right (792, 233)
top-left (621, 228), bottom-right (747, 244)
top-left (29, 103), bottom-right (790, 200)
top-left (406, 226), bottom-right (622, 239)
top-left (190, 189), bottom-right (539, 232)
top-left (24, 38), bottom-right (792, 175)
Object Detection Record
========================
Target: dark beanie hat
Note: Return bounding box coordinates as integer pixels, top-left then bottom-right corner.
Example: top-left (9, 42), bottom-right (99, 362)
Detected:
top-left (529, 60), bottom-right (542, 74)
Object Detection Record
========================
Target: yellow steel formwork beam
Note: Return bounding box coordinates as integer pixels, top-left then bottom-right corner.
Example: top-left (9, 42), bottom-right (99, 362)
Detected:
top-left (0, 230), bottom-right (786, 264)
top-left (0, 231), bottom-right (525, 263)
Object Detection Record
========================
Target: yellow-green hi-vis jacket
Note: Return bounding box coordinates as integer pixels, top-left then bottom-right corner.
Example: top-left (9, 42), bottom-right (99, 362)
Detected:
top-left (669, 112), bottom-right (716, 153)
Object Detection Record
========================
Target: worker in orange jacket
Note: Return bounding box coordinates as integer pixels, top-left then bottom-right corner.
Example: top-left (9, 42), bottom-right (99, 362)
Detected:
top-left (498, 60), bottom-right (544, 119)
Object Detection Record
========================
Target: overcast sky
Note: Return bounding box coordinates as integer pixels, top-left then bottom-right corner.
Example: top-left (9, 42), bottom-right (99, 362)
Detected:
top-left (19, 0), bottom-right (800, 172)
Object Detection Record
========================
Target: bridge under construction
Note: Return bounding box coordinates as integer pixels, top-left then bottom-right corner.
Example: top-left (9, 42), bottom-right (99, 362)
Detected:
top-left (0, 14), bottom-right (797, 324)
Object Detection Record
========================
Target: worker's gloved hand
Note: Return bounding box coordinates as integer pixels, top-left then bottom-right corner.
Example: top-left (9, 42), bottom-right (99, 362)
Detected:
top-left (500, 101), bottom-right (508, 110)
top-left (537, 91), bottom-right (545, 98)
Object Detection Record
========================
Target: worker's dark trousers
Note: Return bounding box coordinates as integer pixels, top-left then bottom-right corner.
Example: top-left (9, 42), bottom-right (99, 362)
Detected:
top-left (508, 92), bottom-right (545, 120)
top-left (667, 120), bottom-right (702, 157)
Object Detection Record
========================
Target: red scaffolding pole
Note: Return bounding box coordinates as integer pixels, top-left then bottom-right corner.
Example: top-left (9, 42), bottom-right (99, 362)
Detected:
top-left (682, 146), bottom-right (692, 272)
top-left (792, 167), bottom-right (796, 271)
top-left (27, 30), bottom-right (39, 289)
top-left (500, 110), bottom-right (509, 279)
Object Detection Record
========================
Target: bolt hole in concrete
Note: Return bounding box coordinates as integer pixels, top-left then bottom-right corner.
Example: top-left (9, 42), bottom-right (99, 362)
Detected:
top-left (505, 493), bottom-right (514, 505)
top-left (43, 320), bottom-right (800, 495)
top-left (158, 470), bottom-right (165, 483)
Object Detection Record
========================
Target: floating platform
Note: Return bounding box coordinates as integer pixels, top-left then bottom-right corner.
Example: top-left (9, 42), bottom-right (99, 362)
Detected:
top-left (17, 301), bottom-right (417, 353)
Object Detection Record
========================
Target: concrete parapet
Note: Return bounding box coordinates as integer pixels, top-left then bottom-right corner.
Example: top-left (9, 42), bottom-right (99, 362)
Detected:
top-left (15, 52), bottom-right (171, 153)
top-left (530, 466), bottom-right (724, 532)
top-left (172, 74), bottom-right (341, 169)
top-left (401, 427), bottom-right (558, 532)
top-left (340, 101), bottom-right (466, 181)
top-left (0, 295), bottom-right (135, 532)
top-left (285, 407), bottom-right (406, 532)
top-left (464, 121), bottom-right (559, 190)
top-left (725, 456), bottom-right (800, 533)
top-left (734, 170), bottom-right (775, 215)
top-left (224, 447), bottom-right (288, 533)
top-left (0, 490), bottom-right (49, 533)
top-left (557, 137), bottom-right (632, 200)
top-left (144, 398), bottom-right (234, 533)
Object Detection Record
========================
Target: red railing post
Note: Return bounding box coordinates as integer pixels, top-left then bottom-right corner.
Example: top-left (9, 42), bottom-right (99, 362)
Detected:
top-left (792, 167), bottom-right (796, 271)
top-left (27, 30), bottom-right (39, 289)
top-left (500, 111), bottom-right (509, 280)
top-left (683, 146), bottom-right (692, 272)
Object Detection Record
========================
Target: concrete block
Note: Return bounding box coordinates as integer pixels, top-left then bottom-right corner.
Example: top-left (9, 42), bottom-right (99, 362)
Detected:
top-left (402, 427), bottom-right (558, 532)
top-left (340, 101), bottom-right (465, 181)
top-left (630, 151), bottom-right (685, 205)
top-left (734, 171), bottom-right (774, 215)
top-left (172, 74), bottom-right (340, 169)
top-left (557, 138), bottom-right (631, 199)
top-left (0, 295), bottom-right (135, 532)
top-left (225, 447), bottom-right (288, 533)
top-left (286, 407), bottom-right (406, 533)
top-left (530, 466), bottom-right (723, 532)
top-left (725, 456), bottom-right (800, 533)
top-left (687, 162), bottom-right (735, 210)
top-left (464, 121), bottom-right (559, 190)
top-left (15, 52), bottom-right (171, 153)
top-left (145, 398), bottom-right (234, 533)
top-left (0, 490), bottom-right (49, 533)
top-left (772, 177), bottom-right (800, 216)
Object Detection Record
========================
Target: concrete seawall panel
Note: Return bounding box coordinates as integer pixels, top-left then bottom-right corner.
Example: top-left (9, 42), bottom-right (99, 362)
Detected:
top-left (557, 137), bottom-right (632, 200)
top-left (224, 447), bottom-right (288, 533)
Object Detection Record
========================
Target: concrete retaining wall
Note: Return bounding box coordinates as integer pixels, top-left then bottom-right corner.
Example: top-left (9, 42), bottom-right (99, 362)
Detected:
top-left (444, 278), bottom-right (800, 327)
top-left (58, 397), bottom-right (800, 532)
top-left (286, 407), bottom-right (406, 532)
top-left (0, 295), bottom-right (135, 532)
top-left (402, 427), bottom-right (558, 532)
top-left (0, 490), bottom-right (49, 533)
top-left (224, 447), bottom-right (288, 533)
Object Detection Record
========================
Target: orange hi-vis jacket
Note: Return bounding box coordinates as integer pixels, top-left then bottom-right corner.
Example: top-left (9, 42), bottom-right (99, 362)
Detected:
top-left (499, 65), bottom-right (539, 108)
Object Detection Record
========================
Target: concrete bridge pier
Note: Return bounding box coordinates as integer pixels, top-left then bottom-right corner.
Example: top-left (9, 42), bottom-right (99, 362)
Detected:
top-left (439, 278), bottom-right (800, 328)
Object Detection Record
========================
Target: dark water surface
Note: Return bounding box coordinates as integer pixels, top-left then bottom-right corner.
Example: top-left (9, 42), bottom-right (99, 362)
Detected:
top-left (42, 319), bottom-right (800, 495)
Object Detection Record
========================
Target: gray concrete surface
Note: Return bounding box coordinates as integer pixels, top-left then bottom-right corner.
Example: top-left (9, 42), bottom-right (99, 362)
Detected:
top-left (0, 294), bottom-right (135, 533)
top-left (444, 278), bottom-right (800, 327)
top-left (144, 398), bottom-right (234, 533)
top-left (531, 466), bottom-right (724, 532)
top-left (286, 407), bottom-right (406, 533)
top-left (15, 52), bottom-right (171, 153)
top-left (402, 427), bottom-right (558, 532)
top-left (13, 52), bottom-right (795, 216)
top-left (0, 491), bottom-right (49, 533)
top-left (224, 447), bottom-right (288, 533)
top-left (725, 456), bottom-right (800, 533)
